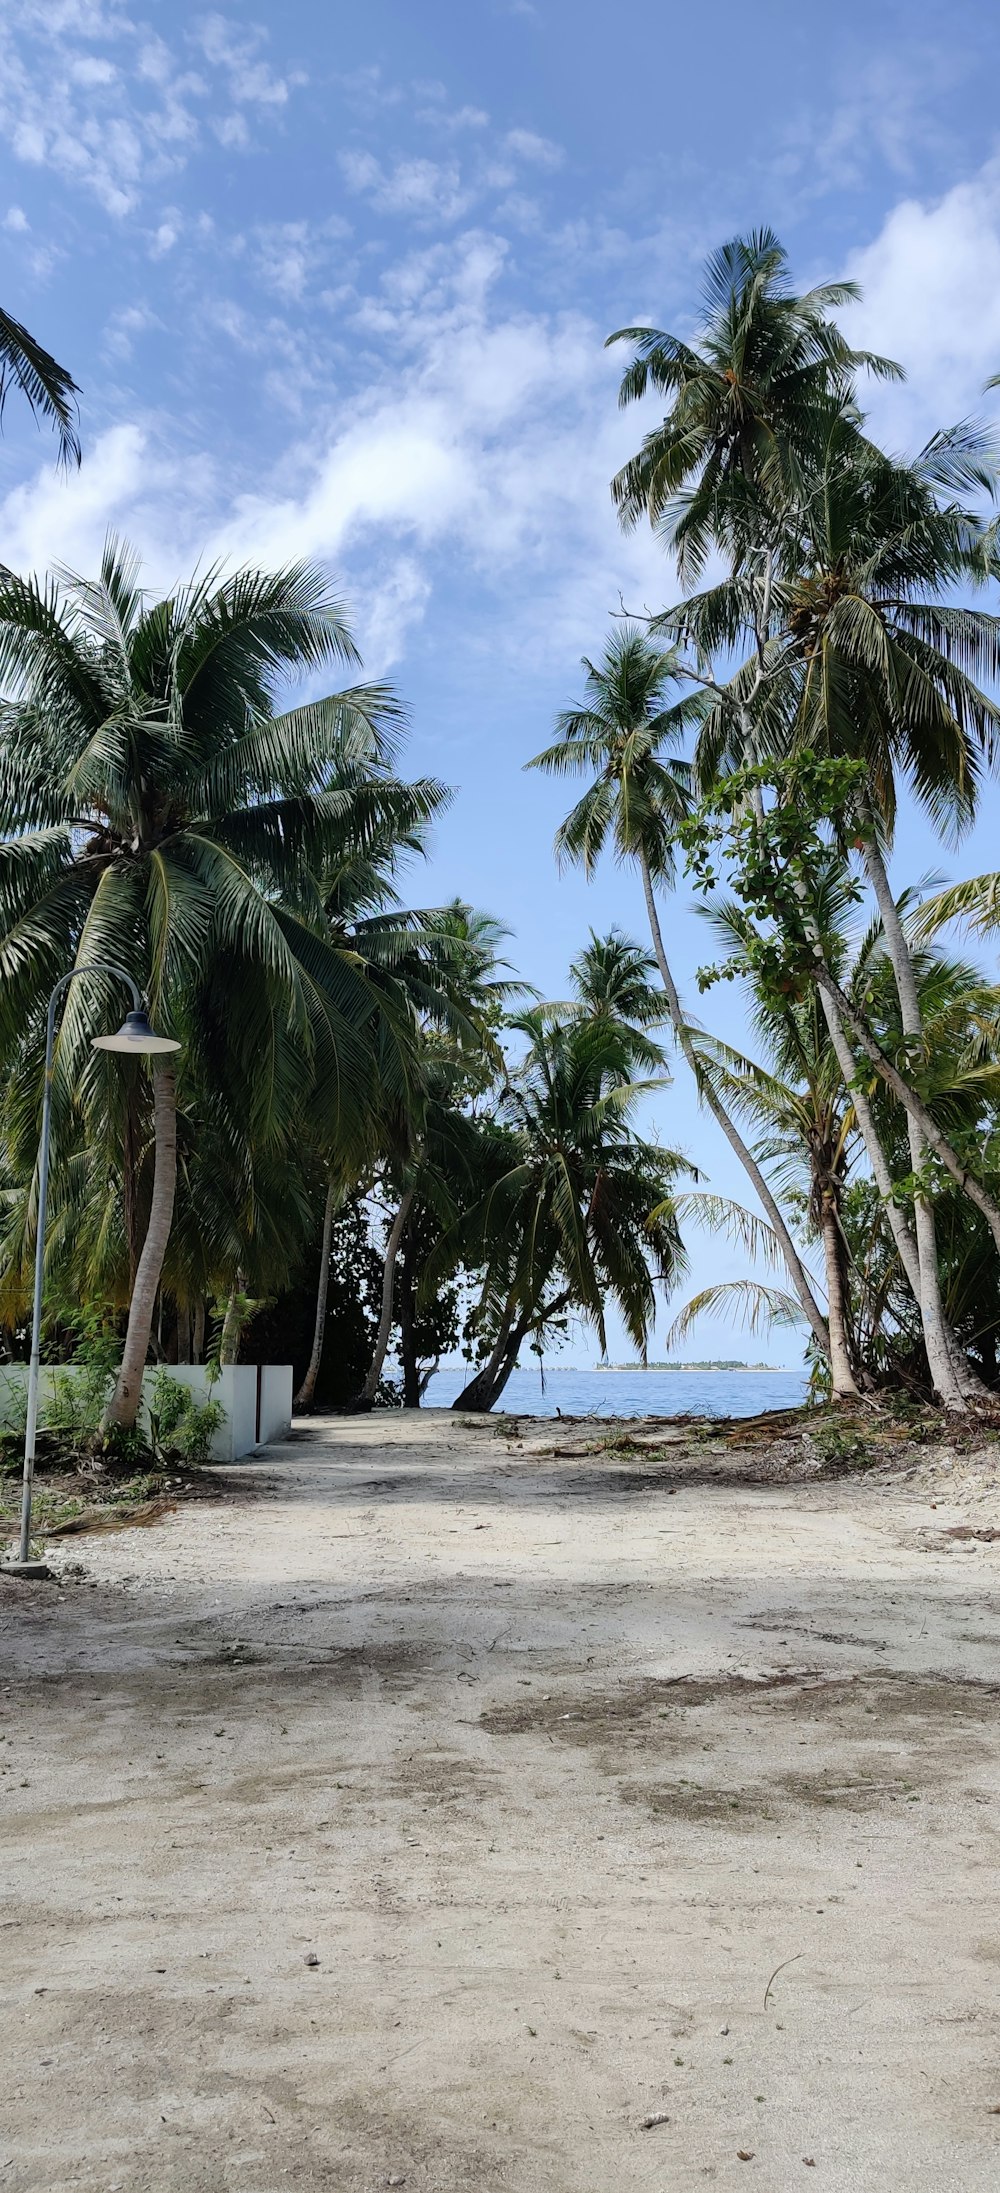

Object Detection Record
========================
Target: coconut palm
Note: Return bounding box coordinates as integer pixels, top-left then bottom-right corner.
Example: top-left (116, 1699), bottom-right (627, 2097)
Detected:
top-left (683, 417), bottom-right (1000, 1405)
top-left (527, 624), bottom-right (832, 1361)
top-left (607, 228), bottom-right (899, 580)
top-left (691, 888), bottom-right (861, 1398)
top-left (563, 928), bottom-right (671, 1073)
top-left (443, 1006), bottom-right (689, 1411)
top-left (348, 904), bottom-right (520, 1409)
top-left (0, 536), bottom-right (447, 1429)
top-left (0, 305), bottom-right (80, 467)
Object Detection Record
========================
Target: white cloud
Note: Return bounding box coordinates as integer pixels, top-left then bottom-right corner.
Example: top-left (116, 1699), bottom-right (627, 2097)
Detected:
top-left (3, 205), bottom-right (29, 232)
top-left (149, 211), bottom-right (180, 256)
top-left (213, 112), bottom-right (250, 150)
top-left (192, 15), bottom-right (302, 107)
top-left (252, 216), bottom-right (353, 303)
top-left (355, 557), bottom-right (433, 672)
top-left (504, 127), bottom-right (562, 168)
top-left (0, 3), bottom-right (301, 213)
top-left (0, 229), bottom-right (666, 674)
top-left (841, 158), bottom-right (1000, 443)
top-left (102, 301), bottom-right (161, 360)
top-left (0, 425), bottom-right (157, 577)
top-left (339, 150), bottom-right (472, 225)
top-left (790, 45), bottom-right (970, 198)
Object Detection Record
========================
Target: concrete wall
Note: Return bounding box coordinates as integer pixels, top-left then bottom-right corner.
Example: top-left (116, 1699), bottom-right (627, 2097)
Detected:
top-left (259, 1363), bottom-right (294, 1447)
top-left (0, 1363), bottom-right (293, 1460)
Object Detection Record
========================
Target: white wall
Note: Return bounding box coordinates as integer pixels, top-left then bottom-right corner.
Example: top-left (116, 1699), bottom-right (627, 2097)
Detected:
top-left (0, 1362), bottom-right (293, 1460)
top-left (259, 1364), bottom-right (293, 1447)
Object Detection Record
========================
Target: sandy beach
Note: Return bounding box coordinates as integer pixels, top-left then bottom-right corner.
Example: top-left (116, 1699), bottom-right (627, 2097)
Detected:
top-left (3, 1407), bottom-right (1000, 2192)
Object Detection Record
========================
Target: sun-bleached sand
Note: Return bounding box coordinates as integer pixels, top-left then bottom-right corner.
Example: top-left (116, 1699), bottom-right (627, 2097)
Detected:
top-left (3, 1406), bottom-right (1000, 2192)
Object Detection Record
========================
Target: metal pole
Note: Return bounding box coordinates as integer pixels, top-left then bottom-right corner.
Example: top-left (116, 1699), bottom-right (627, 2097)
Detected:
top-left (16, 964), bottom-right (142, 1566)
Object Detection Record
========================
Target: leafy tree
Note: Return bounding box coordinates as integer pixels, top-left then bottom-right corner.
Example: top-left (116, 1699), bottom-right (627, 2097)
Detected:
top-left (528, 624), bottom-right (831, 1361)
top-left (604, 226), bottom-right (1000, 1409)
top-left (0, 538), bottom-right (445, 1428)
top-left (607, 226), bottom-right (898, 579)
top-left (442, 1006), bottom-right (689, 1411)
top-left (247, 1195), bottom-right (389, 1408)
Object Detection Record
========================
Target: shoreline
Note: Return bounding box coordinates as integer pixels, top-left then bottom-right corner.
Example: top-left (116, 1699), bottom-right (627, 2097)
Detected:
top-left (434, 1364), bottom-right (802, 1376)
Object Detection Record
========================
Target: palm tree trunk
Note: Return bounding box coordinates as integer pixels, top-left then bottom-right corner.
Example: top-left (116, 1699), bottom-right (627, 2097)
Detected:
top-left (791, 863), bottom-right (974, 1406)
top-left (638, 851), bottom-right (831, 1360)
top-left (122, 1073), bottom-right (143, 1290)
top-left (857, 835), bottom-right (985, 1406)
top-left (360, 1189), bottom-right (414, 1404)
top-left (809, 918), bottom-right (1000, 1261)
top-left (103, 1066), bottom-right (178, 1433)
top-left (452, 1286), bottom-right (522, 1411)
top-left (176, 1300), bottom-right (191, 1365)
top-left (193, 1298), bottom-right (206, 1365)
top-left (219, 1280), bottom-right (244, 1367)
top-left (818, 1193), bottom-right (860, 1399)
top-left (815, 980), bottom-right (923, 1296)
top-left (295, 1179), bottom-right (337, 1410)
top-left (398, 1252), bottom-right (421, 1408)
top-left (453, 1292), bottom-right (572, 1412)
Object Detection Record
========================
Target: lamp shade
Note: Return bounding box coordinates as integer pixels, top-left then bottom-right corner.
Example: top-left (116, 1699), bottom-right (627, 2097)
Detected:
top-left (92, 1009), bottom-right (181, 1056)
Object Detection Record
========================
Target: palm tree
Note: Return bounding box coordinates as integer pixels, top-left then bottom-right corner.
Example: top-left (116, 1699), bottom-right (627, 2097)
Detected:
top-left (610, 226), bottom-right (1000, 1409)
top-left (349, 904), bottom-right (519, 1409)
top-left (684, 418), bottom-right (1000, 1405)
top-left (564, 928), bottom-right (670, 1073)
top-left (0, 537), bottom-right (446, 1430)
top-left (443, 1006), bottom-right (689, 1411)
top-left (607, 227), bottom-right (899, 581)
top-left (692, 886), bottom-right (861, 1399)
top-left (0, 305), bottom-right (80, 466)
top-left (527, 624), bottom-right (832, 1362)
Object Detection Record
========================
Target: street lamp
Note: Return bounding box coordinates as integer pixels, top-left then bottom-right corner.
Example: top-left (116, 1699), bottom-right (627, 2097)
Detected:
top-left (6, 964), bottom-right (179, 1576)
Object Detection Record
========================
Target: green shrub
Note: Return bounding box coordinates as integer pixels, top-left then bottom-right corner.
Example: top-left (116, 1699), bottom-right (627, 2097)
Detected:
top-left (147, 1371), bottom-right (225, 1467)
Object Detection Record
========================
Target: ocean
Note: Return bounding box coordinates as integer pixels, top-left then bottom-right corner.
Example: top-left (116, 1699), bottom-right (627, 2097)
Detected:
top-left (422, 1364), bottom-right (809, 1419)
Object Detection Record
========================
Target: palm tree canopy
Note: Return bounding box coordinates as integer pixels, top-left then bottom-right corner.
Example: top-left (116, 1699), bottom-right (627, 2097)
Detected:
top-left (682, 418), bottom-right (1000, 838)
top-left (0, 537), bottom-right (449, 1176)
top-left (569, 928), bottom-right (665, 1024)
top-left (441, 1006), bottom-right (688, 1356)
top-left (527, 624), bottom-right (700, 882)
top-left (608, 228), bottom-right (901, 578)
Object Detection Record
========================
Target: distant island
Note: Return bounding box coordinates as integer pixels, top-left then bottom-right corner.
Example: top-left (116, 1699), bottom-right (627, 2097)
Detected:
top-left (600, 1359), bottom-right (786, 1373)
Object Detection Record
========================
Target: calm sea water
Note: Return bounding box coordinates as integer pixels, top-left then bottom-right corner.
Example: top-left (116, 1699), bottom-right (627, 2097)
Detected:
top-left (422, 1365), bottom-right (808, 1419)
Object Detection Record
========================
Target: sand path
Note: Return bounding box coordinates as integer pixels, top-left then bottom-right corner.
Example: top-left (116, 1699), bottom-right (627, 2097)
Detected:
top-left (2, 1409), bottom-right (1000, 2191)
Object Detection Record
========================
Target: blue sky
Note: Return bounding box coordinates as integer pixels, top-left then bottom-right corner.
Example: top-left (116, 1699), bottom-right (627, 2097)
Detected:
top-left (3, 0), bottom-right (1000, 1366)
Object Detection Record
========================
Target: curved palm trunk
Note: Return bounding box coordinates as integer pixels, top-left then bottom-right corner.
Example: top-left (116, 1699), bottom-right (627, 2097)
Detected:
top-left (810, 916), bottom-right (1000, 1260)
top-left (452, 1291), bottom-right (527, 1412)
top-left (792, 869), bottom-right (976, 1405)
top-left (818, 1193), bottom-right (860, 1399)
top-left (638, 852), bottom-right (831, 1360)
top-left (103, 1066), bottom-right (177, 1432)
top-left (295, 1179), bottom-right (338, 1410)
top-left (817, 950), bottom-right (1000, 1238)
top-left (816, 980), bottom-right (923, 1296)
top-left (360, 1189), bottom-right (414, 1404)
top-left (857, 837), bottom-right (986, 1407)
top-left (452, 1292), bottom-right (571, 1413)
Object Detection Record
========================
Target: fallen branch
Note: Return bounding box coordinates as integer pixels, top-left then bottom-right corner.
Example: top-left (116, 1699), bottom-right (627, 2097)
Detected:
top-left (763, 1952), bottom-right (803, 2010)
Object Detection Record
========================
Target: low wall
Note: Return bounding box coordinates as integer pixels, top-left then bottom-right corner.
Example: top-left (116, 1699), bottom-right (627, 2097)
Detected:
top-left (0, 1363), bottom-right (293, 1461)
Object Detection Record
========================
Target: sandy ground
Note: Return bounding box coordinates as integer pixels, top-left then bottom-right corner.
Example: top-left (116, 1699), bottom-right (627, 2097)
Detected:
top-left (3, 1408), bottom-right (1000, 2193)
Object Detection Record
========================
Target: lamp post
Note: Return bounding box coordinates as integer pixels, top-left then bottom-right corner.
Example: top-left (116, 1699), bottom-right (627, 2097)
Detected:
top-left (8, 964), bottom-right (179, 1575)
